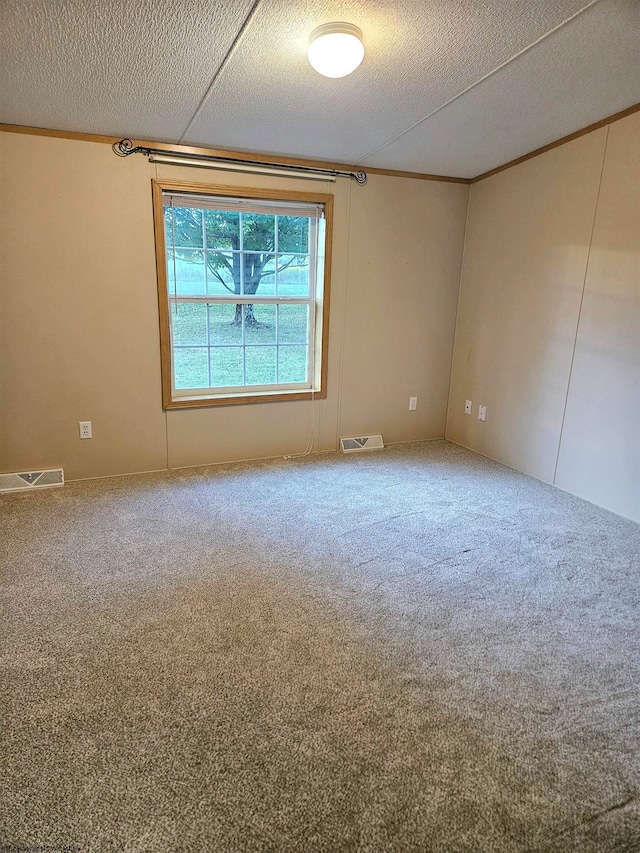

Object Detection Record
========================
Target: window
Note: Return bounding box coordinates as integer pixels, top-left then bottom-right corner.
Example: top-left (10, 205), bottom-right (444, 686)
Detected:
top-left (151, 180), bottom-right (333, 408)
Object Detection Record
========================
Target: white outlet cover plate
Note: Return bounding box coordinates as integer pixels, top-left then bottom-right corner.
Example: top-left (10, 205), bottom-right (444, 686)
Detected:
top-left (478, 406), bottom-right (487, 422)
top-left (465, 400), bottom-right (472, 414)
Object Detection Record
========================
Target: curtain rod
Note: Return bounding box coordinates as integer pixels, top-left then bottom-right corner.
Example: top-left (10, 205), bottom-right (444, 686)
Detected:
top-left (112, 138), bottom-right (367, 185)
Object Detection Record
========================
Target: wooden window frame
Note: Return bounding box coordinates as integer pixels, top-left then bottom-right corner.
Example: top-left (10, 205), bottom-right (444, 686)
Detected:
top-left (151, 179), bottom-right (333, 409)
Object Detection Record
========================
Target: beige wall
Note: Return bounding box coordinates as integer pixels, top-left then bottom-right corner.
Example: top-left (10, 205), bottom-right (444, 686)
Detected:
top-left (554, 115), bottom-right (640, 520)
top-left (339, 175), bottom-right (468, 443)
top-left (446, 113), bottom-right (640, 522)
top-left (0, 134), bottom-right (168, 481)
top-left (0, 132), bottom-right (468, 480)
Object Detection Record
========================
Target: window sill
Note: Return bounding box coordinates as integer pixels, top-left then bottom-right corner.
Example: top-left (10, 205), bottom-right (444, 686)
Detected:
top-left (165, 388), bottom-right (326, 410)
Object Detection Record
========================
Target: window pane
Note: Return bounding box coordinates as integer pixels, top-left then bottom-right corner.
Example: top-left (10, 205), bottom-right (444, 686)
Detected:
top-left (170, 249), bottom-right (205, 295)
top-left (164, 208), bottom-right (174, 248)
top-left (245, 346), bottom-right (276, 385)
top-left (205, 209), bottom-right (240, 250)
top-left (276, 255), bottom-right (310, 296)
top-left (278, 346), bottom-right (308, 384)
top-left (171, 303), bottom-right (207, 346)
top-left (168, 206), bottom-right (203, 248)
top-left (205, 251), bottom-right (238, 296)
top-left (246, 304), bottom-right (275, 344)
top-left (161, 190), bottom-right (327, 403)
top-left (210, 347), bottom-right (243, 387)
top-left (243, 253), bottom-right (275, 296)
top-left (278, 304), bottom-right (308, 343)
top-left (166, 249), bottom-right (174, 287)
top-left (278, 216), bottom-right (309, 254)
top-left (242, 213), bottom-right (275, 251)
top-left (209, 303), bottom-right (242, 345)
top-left (174, 347), bottom-right (208, 389)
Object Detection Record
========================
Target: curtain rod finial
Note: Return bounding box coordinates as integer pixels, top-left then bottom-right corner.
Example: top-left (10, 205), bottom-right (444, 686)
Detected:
top-left (113, 138), bottom-right (136, 157)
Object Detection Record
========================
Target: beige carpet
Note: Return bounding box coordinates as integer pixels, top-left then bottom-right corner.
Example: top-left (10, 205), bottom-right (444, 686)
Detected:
top-left (1, 440), bottom-right (639, 852)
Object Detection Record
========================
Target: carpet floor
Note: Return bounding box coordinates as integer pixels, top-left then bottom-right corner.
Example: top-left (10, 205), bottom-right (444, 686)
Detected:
top-left (1, 440), bottom-right (639, 852)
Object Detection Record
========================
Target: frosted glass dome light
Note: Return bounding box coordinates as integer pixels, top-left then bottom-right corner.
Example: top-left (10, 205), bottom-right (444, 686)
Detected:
top-left (307, 23), bottom-right (365, 78)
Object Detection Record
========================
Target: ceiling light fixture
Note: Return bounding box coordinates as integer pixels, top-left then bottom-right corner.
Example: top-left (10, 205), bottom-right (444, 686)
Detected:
top-left (307, 22), bottom-right (364, 78)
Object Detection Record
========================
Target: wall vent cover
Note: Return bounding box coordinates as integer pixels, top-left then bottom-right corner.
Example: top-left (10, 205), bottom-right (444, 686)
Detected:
top-left (0, 468), bottom-right (64, 493)
top-left (340, 435), bottom-right (384, 453)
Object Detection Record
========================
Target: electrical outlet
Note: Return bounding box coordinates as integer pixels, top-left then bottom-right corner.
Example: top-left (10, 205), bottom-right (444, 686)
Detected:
top-left (79, 421), bottom-right (92, 439)
top-left (409, 397), bottom-right (417, 411)
top-left (478, 405), bottom-right (486, 422)
top-left (465, 400), bottom-right (472, 415)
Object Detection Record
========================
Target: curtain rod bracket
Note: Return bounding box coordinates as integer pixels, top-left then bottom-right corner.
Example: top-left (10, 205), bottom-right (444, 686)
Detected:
top-left (112, 138), bottom-right (367, 184)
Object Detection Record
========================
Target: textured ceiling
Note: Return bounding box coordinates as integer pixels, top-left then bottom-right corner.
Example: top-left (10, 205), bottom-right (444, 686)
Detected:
top-left (1, 0), bottom-right (638, 178)
top-left (359, 0), bottom-right (640, 177)
top-left (0, 0), bottom-right (256, 140)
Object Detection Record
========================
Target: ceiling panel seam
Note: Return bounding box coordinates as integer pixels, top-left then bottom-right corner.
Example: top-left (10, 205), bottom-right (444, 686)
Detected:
top-left (178, 0), bottom-right (262, 144)
top-left (353, 0), bottom-right (603, 165)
